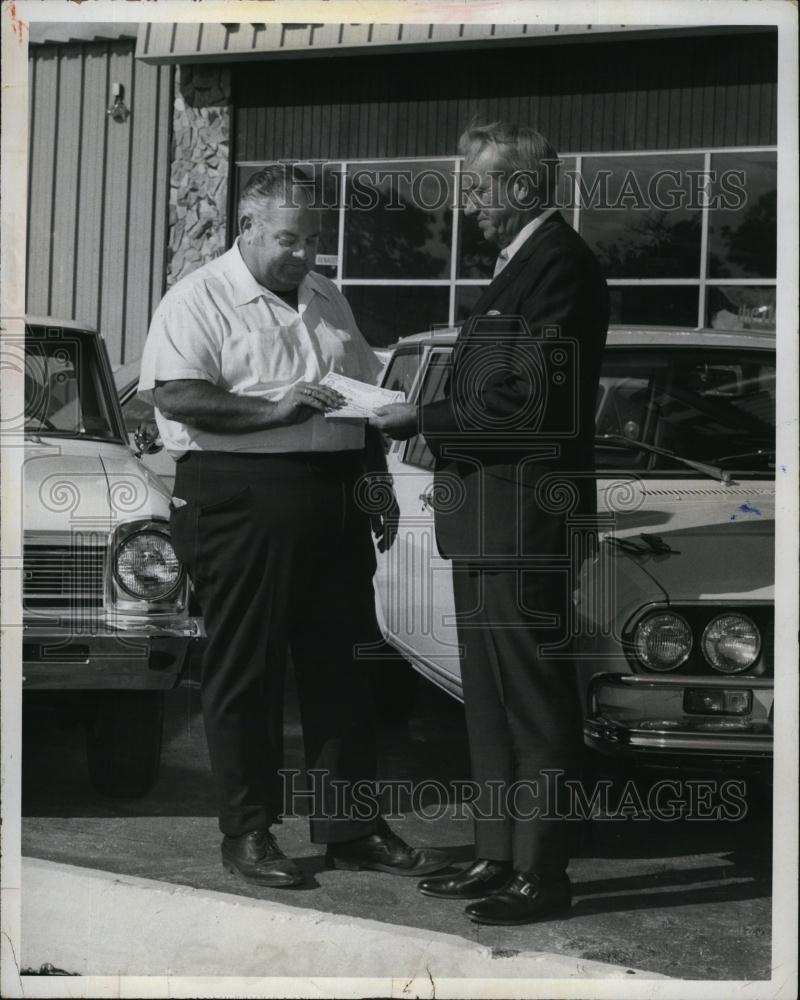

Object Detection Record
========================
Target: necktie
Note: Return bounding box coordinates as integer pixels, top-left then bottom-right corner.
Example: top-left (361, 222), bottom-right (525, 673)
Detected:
top-left (492, 250), bottom-right (509, 278)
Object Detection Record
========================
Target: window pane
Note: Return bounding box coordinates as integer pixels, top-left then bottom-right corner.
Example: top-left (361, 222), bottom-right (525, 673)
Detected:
top-left (457, 158), bottom-right (576, 279)
top-left (311, 163), bottom-right (342, 278)
top-left (609, 286), bottom-right (699, 327)
top-left (343, 286), bottom-right (449, 347)
top-left (343, 161), bottom-right (454, 279)
top-left (708, 152), bottom-right (776, 279)
top-left (404, 351), bottom-right (452, 470)
top-left (707, 286), bottom-right (776, 332)
top-left (381, 348), bottom-right (424, 396)
top-left (24, 334), bottom-right (116, 438)
top-left (235, 162), bottom-right (341, 278)
top-left (579, 155), bottom-right (703, 278)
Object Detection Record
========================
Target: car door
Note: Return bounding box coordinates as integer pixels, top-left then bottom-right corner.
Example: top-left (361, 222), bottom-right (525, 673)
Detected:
top-left (375, 345), bottom-right (464, 699)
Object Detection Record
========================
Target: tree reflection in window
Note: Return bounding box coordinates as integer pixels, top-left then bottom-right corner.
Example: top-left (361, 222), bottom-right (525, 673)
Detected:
top-left (580, 155), bottom-right (703, 279)
top-left (708, 152), bottom-right (776, 279)
top-left (592, 214), bottom-right (702, 279)
top-left (344, 161), bottom-right (453, 279)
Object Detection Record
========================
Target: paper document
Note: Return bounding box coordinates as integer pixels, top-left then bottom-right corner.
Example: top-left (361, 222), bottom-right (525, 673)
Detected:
top-left (319, 371), bottom-right (405, 419)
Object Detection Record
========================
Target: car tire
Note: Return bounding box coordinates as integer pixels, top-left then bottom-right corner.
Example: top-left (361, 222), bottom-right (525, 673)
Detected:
top-left (368, 645), bottom-right (420, 724)
top-left (84, 691), bottom-right (165, 798)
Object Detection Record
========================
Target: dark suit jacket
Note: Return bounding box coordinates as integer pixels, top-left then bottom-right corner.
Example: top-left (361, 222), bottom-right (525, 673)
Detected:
top-left (420, 211), bottom-right (609, 561)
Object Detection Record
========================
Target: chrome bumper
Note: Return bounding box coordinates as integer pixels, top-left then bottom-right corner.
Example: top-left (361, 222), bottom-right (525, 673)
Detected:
top-left (584, 673), bottom-right (773, 760)
top-left (21, 614), bottom-right (203, 690)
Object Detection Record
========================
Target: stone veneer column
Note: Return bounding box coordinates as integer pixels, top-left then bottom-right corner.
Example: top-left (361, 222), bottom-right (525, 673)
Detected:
top-left (166, 65), bottom-right (232, 287)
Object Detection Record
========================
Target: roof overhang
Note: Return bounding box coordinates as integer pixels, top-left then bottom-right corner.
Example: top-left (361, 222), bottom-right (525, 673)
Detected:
top-left (29, 22), bottom-right (138, 46)
top-left (134, 22), bottom-right (750, 65)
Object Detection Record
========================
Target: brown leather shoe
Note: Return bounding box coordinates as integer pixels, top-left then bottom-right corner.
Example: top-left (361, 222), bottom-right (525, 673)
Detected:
top-left (221, 829), bottom-right (304, 888)
top-left (325, 821), bottom-right (451, 877)
top-left (465, 871), bottom-right (572, 925)
top-left (418, 858), bottom-right (512, 899)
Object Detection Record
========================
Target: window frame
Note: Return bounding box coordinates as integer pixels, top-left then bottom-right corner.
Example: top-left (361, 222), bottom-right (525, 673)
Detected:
top-left (234, 144), bottom-right (777, 333)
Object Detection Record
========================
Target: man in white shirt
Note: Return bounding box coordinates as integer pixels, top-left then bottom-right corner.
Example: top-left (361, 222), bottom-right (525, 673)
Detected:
top-left (139, 164), bottom-right (449, 888)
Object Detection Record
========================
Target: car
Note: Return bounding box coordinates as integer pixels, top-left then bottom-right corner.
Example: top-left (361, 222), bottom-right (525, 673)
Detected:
top-left (374, 324), bottom-right (776, 773)
top-left (22, 317), bottom-right (201, 797)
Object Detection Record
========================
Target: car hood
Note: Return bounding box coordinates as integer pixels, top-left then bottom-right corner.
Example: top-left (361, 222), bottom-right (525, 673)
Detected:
top-left (597, 478), bottom-right (774, 602)
top-left (24, 439), bottom-right (170, 533)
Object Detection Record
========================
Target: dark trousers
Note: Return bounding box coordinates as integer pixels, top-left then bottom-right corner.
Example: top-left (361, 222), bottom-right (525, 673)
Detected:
top-left (170, 450), bottom-right (381, 843)
top-left (452, 562), bottom-right (583, 874)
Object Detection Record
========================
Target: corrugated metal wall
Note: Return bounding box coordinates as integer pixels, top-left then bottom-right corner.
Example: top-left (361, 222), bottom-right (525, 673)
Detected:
top-left (234, 31), bottom-right (777, 161)
top-left (27, 40), bottom-right (172, 364)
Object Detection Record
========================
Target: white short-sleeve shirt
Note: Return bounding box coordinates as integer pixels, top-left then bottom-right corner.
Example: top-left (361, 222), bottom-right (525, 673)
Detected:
top-left (139, 241), bottom-right (382, 456)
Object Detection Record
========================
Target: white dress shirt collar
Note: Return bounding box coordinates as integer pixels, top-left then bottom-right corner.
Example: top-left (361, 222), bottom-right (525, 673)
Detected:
top-left (228, 238), bottom-right (330, 309)
top-left (493, 206), bottom-right (558, 277)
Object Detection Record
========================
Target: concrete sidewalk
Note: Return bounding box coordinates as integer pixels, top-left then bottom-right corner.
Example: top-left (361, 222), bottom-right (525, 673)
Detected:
top-left (21, 857), bottom-right (668, 991)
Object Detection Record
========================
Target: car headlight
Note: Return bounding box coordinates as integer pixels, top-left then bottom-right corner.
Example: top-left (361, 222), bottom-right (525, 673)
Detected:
top-left (633, 612), bottom-right (693, 671)
top-left (114, 530), bottom-right (182, 600)
top-left (701, 614), bottom-right (761, 673)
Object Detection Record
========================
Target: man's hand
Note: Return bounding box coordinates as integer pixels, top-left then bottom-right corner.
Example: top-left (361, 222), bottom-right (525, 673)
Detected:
top-left (272, 382), bottom-right (346, 426)
top-left (369, 402), bottom-right (418, 440)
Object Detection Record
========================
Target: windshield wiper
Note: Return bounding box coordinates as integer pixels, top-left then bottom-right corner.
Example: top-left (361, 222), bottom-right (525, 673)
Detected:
top-left (711, 448), bottom-right (775, 465)
top-left (595, 434), bottom-right (732, 484)
top-left (605, 533), bottom-right (681, 557)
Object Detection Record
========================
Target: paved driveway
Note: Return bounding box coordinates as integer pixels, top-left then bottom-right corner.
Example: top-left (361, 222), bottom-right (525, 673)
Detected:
top-left (22, 646), bottom-right (772, 981)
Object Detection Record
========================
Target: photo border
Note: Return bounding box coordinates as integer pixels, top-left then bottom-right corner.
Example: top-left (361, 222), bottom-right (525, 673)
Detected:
top-left (2, 2), bottom-right (797, 997)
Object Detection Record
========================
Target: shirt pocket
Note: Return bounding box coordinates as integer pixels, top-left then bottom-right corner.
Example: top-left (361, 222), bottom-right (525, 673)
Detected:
top-left (244, 325), bottom-right (301, 387)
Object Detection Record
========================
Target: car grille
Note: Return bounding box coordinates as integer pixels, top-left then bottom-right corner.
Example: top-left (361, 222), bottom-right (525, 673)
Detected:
top-left (23, 544), bottom-right (106, 609)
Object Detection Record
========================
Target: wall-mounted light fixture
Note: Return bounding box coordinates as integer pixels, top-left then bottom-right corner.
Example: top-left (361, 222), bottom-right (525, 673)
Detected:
top-left (106, 82), bottom-right (130, 123)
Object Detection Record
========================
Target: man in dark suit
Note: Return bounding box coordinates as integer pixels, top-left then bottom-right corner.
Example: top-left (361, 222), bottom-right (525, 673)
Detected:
top-left (371, 122), bottom-right (609, 925)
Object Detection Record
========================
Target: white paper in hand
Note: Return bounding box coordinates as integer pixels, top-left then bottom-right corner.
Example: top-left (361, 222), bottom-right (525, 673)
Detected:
top-left (319, 371), bottom-right (405, 419)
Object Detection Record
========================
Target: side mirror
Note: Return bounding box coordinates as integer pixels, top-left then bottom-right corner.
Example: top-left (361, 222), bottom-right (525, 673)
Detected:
top-left (133, 421), bottom-right (163, 456)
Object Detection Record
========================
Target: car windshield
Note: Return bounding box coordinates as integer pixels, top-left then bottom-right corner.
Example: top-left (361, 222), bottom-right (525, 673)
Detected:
top-left (595, 347), bottom-right (775, 475)
top-left (25, 332), bottom-right (119, 439)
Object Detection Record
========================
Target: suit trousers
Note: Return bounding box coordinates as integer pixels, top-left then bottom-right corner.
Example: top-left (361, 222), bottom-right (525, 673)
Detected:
top-left (452, 561), bottom-right (584, 874)
top-left (169, 450), bottom-right (381, 843)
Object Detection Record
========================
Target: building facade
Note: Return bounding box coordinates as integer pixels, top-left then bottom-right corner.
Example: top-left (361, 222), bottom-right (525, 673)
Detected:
top-left (27, 22), bottom-right (777, 358)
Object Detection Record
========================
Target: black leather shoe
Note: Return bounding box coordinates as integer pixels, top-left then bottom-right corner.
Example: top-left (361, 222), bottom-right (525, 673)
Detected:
top-left (418, 859), bottom-right (512, 899)
top-left (465, 871), bottom-right (572, 925)
top-left (221, 829), bottom-right (304, 888)
top-left (325, 821), bottom-right (451, 877)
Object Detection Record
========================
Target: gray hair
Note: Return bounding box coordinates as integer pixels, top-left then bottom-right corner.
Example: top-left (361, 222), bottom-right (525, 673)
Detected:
top-left (458, 120), bottom-right (560, 206)
top-left (238, 163), bottom-right (317, 222)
